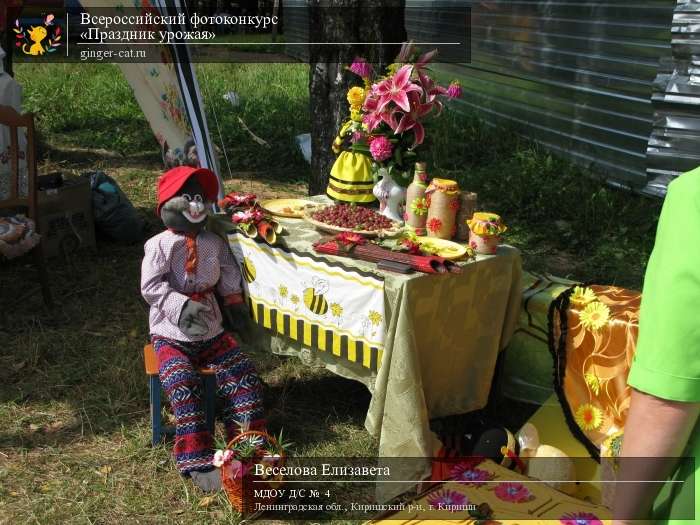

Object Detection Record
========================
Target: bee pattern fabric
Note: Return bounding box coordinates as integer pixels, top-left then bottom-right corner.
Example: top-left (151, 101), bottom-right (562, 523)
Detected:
top-left (228, 233), bottom-right (386, 371)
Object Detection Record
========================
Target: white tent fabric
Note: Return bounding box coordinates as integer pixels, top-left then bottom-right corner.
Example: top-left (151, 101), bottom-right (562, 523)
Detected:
top-left (1, 3), bottom-right (223, 200)
top-left (80, 0), bottom-right (223, 195)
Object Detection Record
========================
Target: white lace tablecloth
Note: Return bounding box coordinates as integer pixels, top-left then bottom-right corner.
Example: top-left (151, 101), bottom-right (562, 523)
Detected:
top-left (0, 72), bottom-right (27, 200)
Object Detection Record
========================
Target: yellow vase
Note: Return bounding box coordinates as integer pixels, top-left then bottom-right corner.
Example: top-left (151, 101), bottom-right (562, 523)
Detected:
top-left (326, 151), bottom-right (376, 204)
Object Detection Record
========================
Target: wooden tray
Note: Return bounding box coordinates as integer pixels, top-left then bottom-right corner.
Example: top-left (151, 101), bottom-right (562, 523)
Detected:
top-left (415, 236), bottom-right (468, 260)
top-left (259, 198), bottom-right (318, 218)
top-left (302, 205), bottom-right (403, 238)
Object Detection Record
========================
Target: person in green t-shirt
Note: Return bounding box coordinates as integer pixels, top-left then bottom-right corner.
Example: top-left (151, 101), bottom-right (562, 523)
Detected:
top-left (613, 169), bottom-right (700, 524)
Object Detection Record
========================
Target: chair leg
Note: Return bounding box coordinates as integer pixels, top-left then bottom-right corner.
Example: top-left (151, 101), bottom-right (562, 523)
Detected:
top-left (203, 374), bottom-right (216, 436)
top-left (149, 375), bottom-right (162, 447)
top-left (32, 245), bottom-right (53, 308)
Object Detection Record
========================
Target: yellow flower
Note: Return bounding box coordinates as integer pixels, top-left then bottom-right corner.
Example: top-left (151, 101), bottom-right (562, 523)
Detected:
top-left (347, 86), bottom-right (366, 107)
top-left (579, 301), bottom-right (610, 331)
top-left (331, 303), bottom-right (343, 317)
top-left (278, 285), bottom-right (288, 298)
top-left (290, 295), bottom-right (300, 305)
top-left (571, 286), bottom-right (597, 307)
top-left (386, 62), bottom-right (401, 76)
top-left (350, 108), bottom-right (363, 122)
top-left (585, 372), bottom-right (601, 395)
top-left (574, 403), bottom-right (603, 431)
top-left (368, 310), bottom-right (382, 326)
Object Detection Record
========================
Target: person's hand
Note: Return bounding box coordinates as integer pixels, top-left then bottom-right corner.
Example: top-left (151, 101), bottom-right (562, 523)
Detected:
top-left (178, 300), bottom-right (211, 337)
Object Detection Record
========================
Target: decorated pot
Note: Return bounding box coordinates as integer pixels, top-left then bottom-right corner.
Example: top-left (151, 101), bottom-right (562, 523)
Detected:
top-left (372, 168), bottom-right (406, 223)
top-left (467, 212), bottom-right (507, 255)
top-left (405, 162), bottom-right (429, 235)
top-left (425, 178), bottom-right (460, 239)
top-left (455, 191), bottom-right (478, 241)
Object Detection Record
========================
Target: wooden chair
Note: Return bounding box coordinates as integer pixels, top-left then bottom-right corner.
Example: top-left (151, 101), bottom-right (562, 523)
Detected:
top-left (0, 104), bottom-right (52, 306)
top-left (143, 343), bottom-right (217, 446)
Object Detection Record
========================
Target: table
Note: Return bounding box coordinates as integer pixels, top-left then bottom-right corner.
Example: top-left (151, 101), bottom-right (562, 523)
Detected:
top-left (212, 209), bottom-right (522, 500)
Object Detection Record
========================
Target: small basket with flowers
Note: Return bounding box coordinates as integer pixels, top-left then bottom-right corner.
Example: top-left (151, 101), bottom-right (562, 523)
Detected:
top-left (216, 424), bottom-right (292, 514)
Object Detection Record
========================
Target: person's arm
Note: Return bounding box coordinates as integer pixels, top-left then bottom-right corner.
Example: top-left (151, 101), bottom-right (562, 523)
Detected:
top-left (215, 236), bottom-right (244, 305)
top-left (141, 239), bottom-right (189, 324)
top-left (613, 173), bottom-right (700, 524)
top-left (612, 389), bottom-right (699, 524)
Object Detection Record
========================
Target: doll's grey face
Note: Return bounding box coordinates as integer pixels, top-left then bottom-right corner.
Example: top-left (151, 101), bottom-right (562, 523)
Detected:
top-left (160, 178), bottom-right (209, 233)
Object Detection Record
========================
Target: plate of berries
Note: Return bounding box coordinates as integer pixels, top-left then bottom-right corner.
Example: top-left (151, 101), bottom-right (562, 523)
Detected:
top-left (303, 204), bottom-right (403, 237)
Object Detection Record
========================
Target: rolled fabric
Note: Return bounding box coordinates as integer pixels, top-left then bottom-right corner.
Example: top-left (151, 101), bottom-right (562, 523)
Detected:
top-left (313, 239), bottom-right (461, 274)
top-left (239, 222), bottom-right (258, 238)
top-left (257, 220), bottom-right (277, 244)
top-left (270, 220), bottom-right (283, 235)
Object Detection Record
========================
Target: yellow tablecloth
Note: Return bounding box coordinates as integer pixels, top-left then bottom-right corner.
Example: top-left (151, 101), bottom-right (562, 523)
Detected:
top-left (212, 208), bottom-right (522, 501)
top-left (369, 459), bottom-right (611, 524)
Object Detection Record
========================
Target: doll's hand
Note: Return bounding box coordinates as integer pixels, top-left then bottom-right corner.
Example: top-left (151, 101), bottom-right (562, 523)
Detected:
top-left (178, 300), bottom-right (211, 337)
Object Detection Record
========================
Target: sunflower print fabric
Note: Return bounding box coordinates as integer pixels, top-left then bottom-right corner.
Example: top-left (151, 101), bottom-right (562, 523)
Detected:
top-left (550, 285), bottom-right (641, 458)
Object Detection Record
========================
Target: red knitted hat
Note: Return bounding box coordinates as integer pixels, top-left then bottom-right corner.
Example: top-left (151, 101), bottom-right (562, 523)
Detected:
top-left (156, 166), bottom-right (219, 215)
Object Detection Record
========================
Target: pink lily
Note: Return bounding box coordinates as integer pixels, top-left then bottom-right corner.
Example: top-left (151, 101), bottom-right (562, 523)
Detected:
top-left (375, 65), bottom-right (422, 112)
top-left (418, 70), bottom-right (448, 103)
top-left (362, 111), bottom-right (382, 133)
top-left (394, 92), bottom-right (434, 146)
top-left (363, 91), bottom-right (379, 112)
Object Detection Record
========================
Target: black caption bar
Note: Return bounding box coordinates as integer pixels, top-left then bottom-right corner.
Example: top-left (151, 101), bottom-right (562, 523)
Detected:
top-left (8, 5), bottom-right (470, 64)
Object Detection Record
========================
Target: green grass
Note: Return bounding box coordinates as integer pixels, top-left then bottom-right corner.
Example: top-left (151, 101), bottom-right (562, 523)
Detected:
top-left (1, 60), bottom-right (662, 522)
top-left (15, 62), bottom-right (311, 178)
top-left (424, 111), bottom-right (661, 288)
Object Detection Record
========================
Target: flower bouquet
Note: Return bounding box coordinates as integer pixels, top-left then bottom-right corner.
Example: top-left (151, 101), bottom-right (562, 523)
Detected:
top-left (342, 43), bottom-right (462, 220)
top-left (216, 426), bottom-right (291, 513)
top-left (218, 191), bottom-right (283, 245)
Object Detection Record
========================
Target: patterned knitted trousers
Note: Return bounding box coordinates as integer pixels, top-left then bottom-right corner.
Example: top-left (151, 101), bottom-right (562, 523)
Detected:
top-left (153, 331), bottom-right (265, 475)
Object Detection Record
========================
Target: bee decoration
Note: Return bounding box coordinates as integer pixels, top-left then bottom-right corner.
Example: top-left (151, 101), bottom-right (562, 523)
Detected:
top-left (242, 256), bottom-right (256, 284)
top-left (303, 277), bottom-right (329, 315)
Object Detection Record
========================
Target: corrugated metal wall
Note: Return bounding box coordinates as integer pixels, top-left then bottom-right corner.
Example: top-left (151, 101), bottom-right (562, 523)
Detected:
top-left (646, 1), bottom-right (700, 196)
top-left (419, 0), bottom-right (674, 190)
top-left (284, 1), bottom-right (677, 191)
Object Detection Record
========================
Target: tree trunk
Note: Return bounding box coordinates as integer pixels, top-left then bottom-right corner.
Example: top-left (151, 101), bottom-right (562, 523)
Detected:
top-left (308, 0), bottom-right (407, 196)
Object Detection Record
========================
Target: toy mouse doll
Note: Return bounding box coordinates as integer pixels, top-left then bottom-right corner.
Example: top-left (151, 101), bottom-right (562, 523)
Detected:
top-left (140, 166), bottom-right (265, 492)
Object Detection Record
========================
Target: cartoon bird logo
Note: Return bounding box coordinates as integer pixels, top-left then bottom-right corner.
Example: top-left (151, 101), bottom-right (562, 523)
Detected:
top-left (303, 277), bottom-right (329, 315)
top-left (242, 257), bottom-right (256, 283)
top-left (14, 14), bottom-right (62, 56)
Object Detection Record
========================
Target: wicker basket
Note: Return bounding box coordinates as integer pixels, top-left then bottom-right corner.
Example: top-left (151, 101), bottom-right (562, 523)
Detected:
top-left (221, 430), bottom-right (286, 514)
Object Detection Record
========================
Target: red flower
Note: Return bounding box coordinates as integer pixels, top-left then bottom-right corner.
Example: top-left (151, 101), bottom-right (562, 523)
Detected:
top-left (401, 239), bottom-right (422, 255)
top-left (450, 199), bottom-right (460, 211)
top-left (427, 217), bottom-right (442, 233)
top-left (494, 482), bottom-right (532, 503)
top-left (335, 232), bottom-right (366, 246)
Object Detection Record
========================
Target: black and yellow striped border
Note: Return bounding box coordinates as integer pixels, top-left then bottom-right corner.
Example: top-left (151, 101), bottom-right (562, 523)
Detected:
top-left (249, 298), bottom-right (383, 372)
